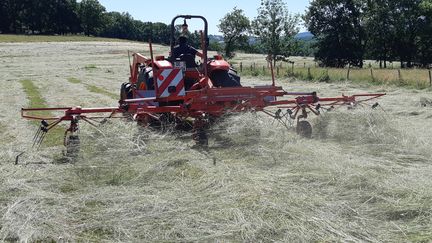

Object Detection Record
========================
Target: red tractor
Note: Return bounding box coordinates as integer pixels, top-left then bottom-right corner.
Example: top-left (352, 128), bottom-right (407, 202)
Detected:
top-left (22, 15), bottom-right (385, 154)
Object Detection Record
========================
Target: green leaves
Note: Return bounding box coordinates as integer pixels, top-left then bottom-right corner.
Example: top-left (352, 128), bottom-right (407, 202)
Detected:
top-left (305, 0), bottom-right (365, 67)
top-left (252, 0), bottom-right (300, 65)
top-left (78, 0), bottom-right (106, 36)
top-left (218, 7), bottom-right (251, 58)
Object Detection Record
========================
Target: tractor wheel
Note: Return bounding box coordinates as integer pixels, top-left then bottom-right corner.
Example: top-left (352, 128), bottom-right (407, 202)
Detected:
top-left (296, 120), bottom-right (312, 138)
top-left (210, 69), bottom-right (241, 87)
top-left (65, 135), bottom-right (80, 157)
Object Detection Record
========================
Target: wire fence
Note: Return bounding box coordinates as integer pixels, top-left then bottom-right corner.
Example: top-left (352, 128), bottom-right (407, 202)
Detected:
top-left (232, 61), bottom-right (432, 88)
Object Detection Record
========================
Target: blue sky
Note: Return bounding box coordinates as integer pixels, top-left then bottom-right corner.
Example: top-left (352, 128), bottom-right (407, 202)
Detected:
top-left (97, 0), bottom-right (310, 34)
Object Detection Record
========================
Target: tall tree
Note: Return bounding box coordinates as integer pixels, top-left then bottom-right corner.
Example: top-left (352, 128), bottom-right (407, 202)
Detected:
top-left (78, 0), bottom-right (105, 36)
top-left (218, 7), bottom-right (250, 58)
top-left (391, 0), bottom-right (422, 68)
top-left (252, 0), bottom-right (300, 66)
top-left (364, 0), bottom-right (396, 68)
top-left (305, 0), bottom-right (365, 68)
top-left (101, 12), bottom-right (139, 40)
top-left (53, 0), bottom-right (81, 34)
top-left (416, 0), bottom-right (432, 66)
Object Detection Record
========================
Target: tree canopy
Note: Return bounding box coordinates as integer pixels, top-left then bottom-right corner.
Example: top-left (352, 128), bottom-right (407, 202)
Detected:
top-left (218, 7), bottom-right (250, 58)
top-left (252, 0), bottom-right (300, 65)
top-left (305, 0), bottom-right (364, 67)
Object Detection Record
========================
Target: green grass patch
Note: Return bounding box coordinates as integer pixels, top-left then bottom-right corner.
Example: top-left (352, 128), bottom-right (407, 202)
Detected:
top-left (86, 84), bottom-right (118, 100)
top-left (84, 64), bottom-right (98, 70)
top-left (0, 34), bottom-right (130, 43)
top-left (67, 77), bottom-right (117, 99)
top-left (67, 77), bottom-right (82, 84)
top-left (20, 79), bottom-right (64, 147)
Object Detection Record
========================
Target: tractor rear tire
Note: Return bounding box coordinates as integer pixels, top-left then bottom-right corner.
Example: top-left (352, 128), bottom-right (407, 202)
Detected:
top-left (210, 69), bottom-right (241, 87)
top-left (296, 120), bottom-right (312, 138)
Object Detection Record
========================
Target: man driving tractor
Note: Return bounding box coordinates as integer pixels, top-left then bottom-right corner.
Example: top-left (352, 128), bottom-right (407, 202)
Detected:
top-left (172, 36), bottom-right (203, 60)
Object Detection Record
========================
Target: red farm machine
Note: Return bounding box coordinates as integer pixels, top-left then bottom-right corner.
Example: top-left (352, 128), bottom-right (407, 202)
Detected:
top-left (22, 15), bottom-right (385, 155)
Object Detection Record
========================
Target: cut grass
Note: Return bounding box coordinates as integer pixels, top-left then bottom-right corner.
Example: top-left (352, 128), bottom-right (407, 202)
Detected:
top-left (67, 77), bottom-right (118, 100)
top-left (19, 79), bottom-right (64, 147)
top-left (0, 34), bottom-right (130, 43)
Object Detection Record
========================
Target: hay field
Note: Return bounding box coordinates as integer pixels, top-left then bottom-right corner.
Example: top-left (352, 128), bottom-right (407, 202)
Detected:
top-left (1, 42), bottom-right (432, 242)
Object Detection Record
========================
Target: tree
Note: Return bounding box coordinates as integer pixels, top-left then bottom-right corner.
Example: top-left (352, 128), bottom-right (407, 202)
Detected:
top-left (364, 0), bottom-right (396, 68)
top-left (53, 0), bottom-right (81, 34)
top-left (101, 12), bottom-right (139, 40)
top-left (304, 0), bottom-right (365, 68)
top-left (391, 0), bottom-right (422, 68)
top-left (78, 0), bottom-right (105, 36)
top-left (218, 7), bottom-right (250, 58)
top-left (0, 0), bottom-right (11, 33)
top-left (252, 0), bottom-right (300, 66)
top-left (416, 0), bottom-right (432, 66)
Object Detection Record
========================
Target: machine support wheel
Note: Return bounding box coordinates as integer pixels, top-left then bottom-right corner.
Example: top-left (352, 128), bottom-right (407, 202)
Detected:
top-left (193, 116), bottom-right (209, 147)
top-left (65, 135), bottom-right (80, 157)
top-left (296, 120), bottom-right (312, 138)
top-left (195, 128), bottom-right (208, 147)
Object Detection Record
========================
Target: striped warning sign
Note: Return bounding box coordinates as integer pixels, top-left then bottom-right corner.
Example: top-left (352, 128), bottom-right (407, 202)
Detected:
top-left (156, 68), bottom-right (185, 98)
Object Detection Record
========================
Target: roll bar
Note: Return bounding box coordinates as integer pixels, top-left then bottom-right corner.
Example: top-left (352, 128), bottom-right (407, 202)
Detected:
top-left (170, 15), bottom-right (209, 76)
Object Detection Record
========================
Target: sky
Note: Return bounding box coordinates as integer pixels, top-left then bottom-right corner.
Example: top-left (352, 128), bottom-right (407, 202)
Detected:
top-left (97, 0), bottom-right (310, 34)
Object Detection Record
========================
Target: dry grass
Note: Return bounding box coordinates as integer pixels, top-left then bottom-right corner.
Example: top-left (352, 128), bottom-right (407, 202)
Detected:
top-left (0, 42), bottom-right (431, 242)
top-left (0, 34), bottom-right (130, 43)
top-left (231, 54), bottom-right (432, 89)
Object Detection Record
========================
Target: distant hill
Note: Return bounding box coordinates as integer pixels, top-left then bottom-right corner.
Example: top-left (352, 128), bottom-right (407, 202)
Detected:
top-left (209, 34), bottom-right (224, 43)
top-left (295, 32), bottom-right (314, 41)
top-left (210, 32), bottom-right (314, 44)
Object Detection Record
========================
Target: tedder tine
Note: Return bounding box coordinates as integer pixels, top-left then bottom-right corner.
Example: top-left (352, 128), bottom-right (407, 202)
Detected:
top-left (32, 120), bottom-right (49, 148)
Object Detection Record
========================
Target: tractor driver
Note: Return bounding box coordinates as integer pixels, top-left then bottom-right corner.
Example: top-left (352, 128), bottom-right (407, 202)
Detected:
top-left (171, 36), bottom-right (203, 67)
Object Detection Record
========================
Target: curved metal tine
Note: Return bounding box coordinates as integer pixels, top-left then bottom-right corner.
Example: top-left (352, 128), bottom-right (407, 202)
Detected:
top-left (32, 126), bottom-right (42, 143)
top-left (36, 130), bottom-right (47, 149)
top-left (81, 117), bottom-right (106, 137)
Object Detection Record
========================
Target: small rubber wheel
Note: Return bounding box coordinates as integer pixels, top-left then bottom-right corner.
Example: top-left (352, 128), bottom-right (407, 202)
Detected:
top-left (195, 129), bottom-right (208, 147)
top-left (66, 135), bottom-right (80, 157)
top-left (296, 120), bottom-right (312, 138)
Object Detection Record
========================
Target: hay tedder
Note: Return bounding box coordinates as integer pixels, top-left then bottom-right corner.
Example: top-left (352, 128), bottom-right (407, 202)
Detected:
top-left (21, 15), bottom-right (385, 154)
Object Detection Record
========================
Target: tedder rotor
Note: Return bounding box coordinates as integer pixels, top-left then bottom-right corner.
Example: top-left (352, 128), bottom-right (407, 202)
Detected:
top-left (21, 15), bottom-right (385, 155)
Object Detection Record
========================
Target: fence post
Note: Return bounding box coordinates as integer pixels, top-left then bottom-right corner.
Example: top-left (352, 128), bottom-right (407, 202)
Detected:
top-left (370, 68), bottom-right (374, 81)
top-left (428, 69), bottom-right (432, 87)
top-left (398, 69), bottom-right (402, 81)
top-left (250, 64), bottom-right (253, 72)
top-left (277, 67), bottom-right (280, 76)
top-left (346, 65), bottom-right (351, 80)
top-left (308, 67), bottom-right (311, 79)
top-left (240, 62), bottom-right (243, 72)
top-left (253, 62), bottom-right (256, 71)
top-left (304, 62), bottom-right (306, 68)
top-left (262, 66), bottom-right (265, 74)
top-left (291, 62), bottom-right (294, 74)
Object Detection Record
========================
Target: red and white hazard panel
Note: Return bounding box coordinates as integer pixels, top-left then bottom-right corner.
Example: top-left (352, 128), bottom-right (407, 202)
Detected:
top-left (156, 68), bottom-right (185, 98)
